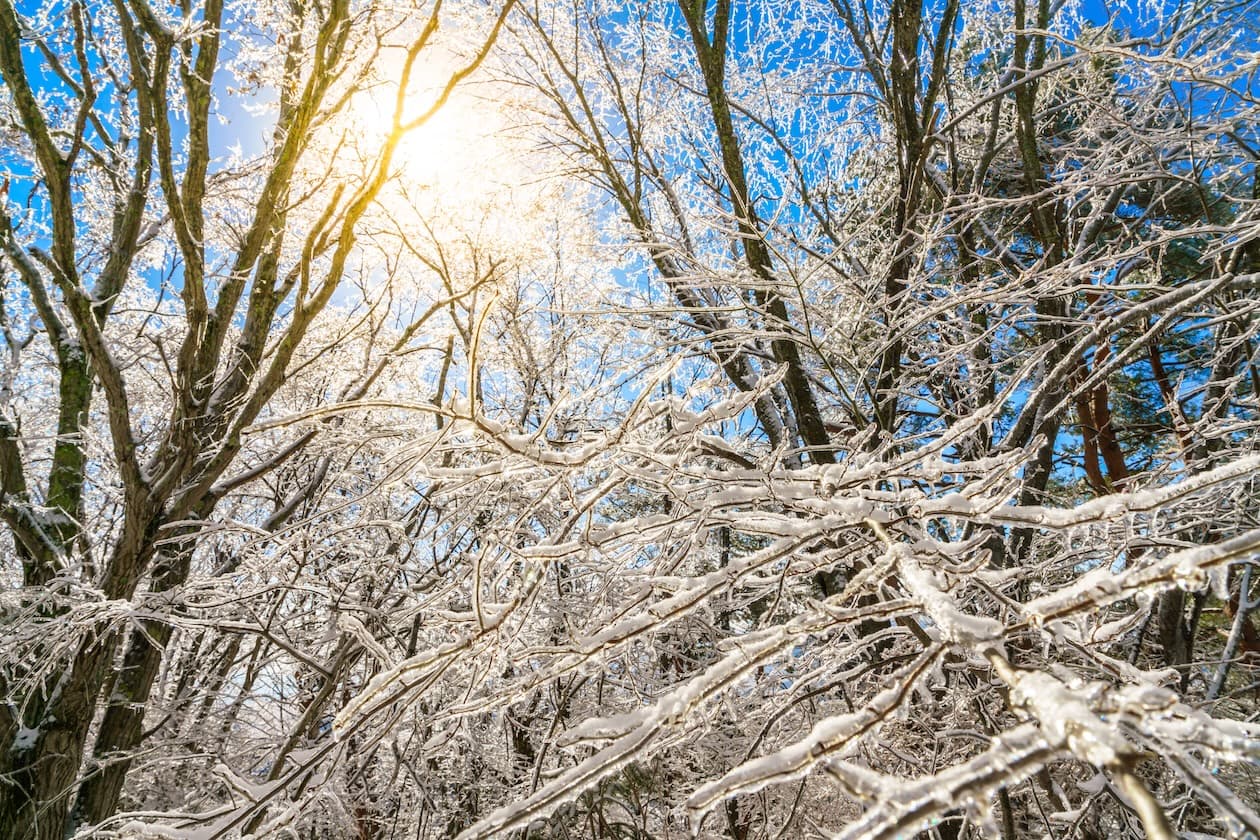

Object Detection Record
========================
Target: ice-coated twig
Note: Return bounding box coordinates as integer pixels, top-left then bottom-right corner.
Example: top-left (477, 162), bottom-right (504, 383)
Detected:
top-left (831, 723), bottom-right (1055, 840)
top-left (456, 596), bottom-right (921, 839)
top-left (686, 645), bottom-right (947, 815)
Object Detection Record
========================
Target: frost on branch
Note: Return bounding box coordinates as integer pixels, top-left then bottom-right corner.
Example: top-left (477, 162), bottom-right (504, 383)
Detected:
top-left (3, 0), bottom-right (1260, 838)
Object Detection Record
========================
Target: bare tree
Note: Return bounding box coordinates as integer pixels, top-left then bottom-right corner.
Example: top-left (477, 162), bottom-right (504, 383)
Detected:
top-left (3, 0), bottom-right (1260, 838)
top-left (0, 0), bottom-right (515, 836)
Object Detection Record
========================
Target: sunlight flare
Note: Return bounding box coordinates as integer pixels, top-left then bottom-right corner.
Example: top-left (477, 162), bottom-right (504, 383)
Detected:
top-left (350, 51), bottom-right (504, 192)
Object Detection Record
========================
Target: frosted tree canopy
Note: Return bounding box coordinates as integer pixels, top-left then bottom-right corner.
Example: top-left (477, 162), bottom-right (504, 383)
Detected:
top-left (1, 0), bottom-right (1258, 838)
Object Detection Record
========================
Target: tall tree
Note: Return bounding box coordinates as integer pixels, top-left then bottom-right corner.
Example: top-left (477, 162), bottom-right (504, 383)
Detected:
top-left (2, 0), bottom-right (1259, 838)
top-left (0, 0), bottom-right (515, 836)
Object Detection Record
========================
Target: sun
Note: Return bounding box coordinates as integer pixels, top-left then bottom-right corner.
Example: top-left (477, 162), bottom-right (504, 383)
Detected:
top-left (338, 45), bottom-right (563, 267)
top-left (347, 50), bottom-right (502, 193)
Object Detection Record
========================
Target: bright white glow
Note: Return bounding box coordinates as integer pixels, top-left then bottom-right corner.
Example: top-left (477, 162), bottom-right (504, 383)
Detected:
top-left (330, 46), bottom-right (578, 307)
top-left (340, 47), bottom-right (566, 263)
top-left (348, 51), bottom-right (505, 193)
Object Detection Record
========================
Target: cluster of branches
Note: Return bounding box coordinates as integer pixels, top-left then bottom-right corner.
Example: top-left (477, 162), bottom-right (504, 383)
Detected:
top-left (1, 0), bottom-right (1259, 838)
